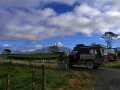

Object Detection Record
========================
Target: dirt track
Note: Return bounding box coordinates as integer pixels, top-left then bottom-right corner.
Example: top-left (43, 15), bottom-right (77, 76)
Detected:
top-left (73, 67), bottom-right (120, 90)
top-left (91, 68), bottom-right (120, 90)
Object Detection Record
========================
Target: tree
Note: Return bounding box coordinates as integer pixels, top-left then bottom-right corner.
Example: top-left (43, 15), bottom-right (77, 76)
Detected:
top-left (2, 49), bottom-right (11, 55)
top-left (102, 32), bottom-right (118, 48)
top-left (49, 45), bottom-right (59, 53)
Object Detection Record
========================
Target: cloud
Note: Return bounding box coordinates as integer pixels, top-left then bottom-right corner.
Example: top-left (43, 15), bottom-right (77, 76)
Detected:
top-left (74, 3), bottom-right (101, 16)
top-left (0, 0), bottom-right (120, 42)
top-left (118, 36), bottom-right (120, 39)
top-left (0, 43), bottom-right (43, 53)
top-left (0, 42), bottom-right (65, 53)
top-left (93, 0), bottom-right (120, 10)
top-left (0, 0), bottom-right (40, 9)
top-left (41, 0), bottom-right (76, 6)
top-left (3, 44), bottom-right (11, 47)
top-left (0, 0), bottom-right (76, 9)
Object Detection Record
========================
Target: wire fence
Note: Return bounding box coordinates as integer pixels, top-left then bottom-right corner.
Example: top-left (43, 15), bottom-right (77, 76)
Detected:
top-left (0, 68), bottom-right (41, 90)
top-left (0, 57), bottom-right (69, 90)
top-left (0, 56), bottom-right (58, 69)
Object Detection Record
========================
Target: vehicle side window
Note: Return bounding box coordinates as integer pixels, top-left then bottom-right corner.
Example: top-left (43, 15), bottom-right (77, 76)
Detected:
top-left (89, 49), bottom-right (96, 55)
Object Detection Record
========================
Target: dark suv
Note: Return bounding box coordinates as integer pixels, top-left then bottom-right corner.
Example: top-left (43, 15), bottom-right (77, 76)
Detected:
top-left (68, 44), bottom-right (104, 69)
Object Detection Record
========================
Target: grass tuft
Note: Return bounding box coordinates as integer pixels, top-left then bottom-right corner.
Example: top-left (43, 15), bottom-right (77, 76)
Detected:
top-left (102, 60), bottom-right (120, 69)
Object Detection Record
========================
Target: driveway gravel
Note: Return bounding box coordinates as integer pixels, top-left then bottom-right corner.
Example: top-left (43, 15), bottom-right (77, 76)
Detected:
top-left (73, 67), bottom-right (120, 90)
top-left (90, 68), bottom-right (120, 90)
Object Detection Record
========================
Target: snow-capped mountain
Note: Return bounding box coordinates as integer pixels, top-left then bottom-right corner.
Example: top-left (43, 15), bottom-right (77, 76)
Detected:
top-left (31, 46), bottom-right (72, 53)
top-left (7, 42), bottom-right (72, 54)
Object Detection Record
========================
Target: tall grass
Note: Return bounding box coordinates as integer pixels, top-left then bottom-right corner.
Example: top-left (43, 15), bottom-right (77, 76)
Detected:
top-left (102, 60), bottom-right (120, 69)
top-left (0, 64), bottom-right (94, 90)
top-left (0, 53), bottom-right (59, 59)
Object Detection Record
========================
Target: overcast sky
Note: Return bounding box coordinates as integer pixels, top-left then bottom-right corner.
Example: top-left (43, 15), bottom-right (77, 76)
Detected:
top-left (0, 0), bottom-right (120, 52)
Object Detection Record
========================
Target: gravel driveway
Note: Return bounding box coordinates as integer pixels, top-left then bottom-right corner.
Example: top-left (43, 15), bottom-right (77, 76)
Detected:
top-left (73, 67), bottom-right (120, 90)
top-left (90, 68), bottom-right (120, 90)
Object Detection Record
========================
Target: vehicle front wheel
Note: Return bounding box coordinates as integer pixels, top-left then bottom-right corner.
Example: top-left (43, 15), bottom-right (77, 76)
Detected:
top-left (86, 61), bottom-right (95, 69)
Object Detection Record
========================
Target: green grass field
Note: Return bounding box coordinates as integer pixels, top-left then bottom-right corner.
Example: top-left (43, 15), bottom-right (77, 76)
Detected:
top-left (0, 53), bottom-right (96, 90)
top-left (0, 53), bottom-right (59, 59)
top-left (0, 64), bottom-right (94, 90)
top-left (11, 53), bottom-right (59, 58)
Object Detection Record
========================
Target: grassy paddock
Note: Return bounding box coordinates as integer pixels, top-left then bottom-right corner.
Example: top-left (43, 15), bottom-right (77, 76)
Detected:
top-left (0, 59), bottom-right (58, 69)
top-left (0, 63), bottom-right (94, 90)
top-left (102, 60), bottom-right (120, 69)
top-left (0, 53), bottom-right (59, 59)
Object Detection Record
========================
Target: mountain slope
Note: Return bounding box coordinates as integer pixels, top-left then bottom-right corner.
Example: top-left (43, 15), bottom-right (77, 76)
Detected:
top-left (12, 46), bottom-right (72, 54)
top-left (31, 46), bottom-right (72, 53)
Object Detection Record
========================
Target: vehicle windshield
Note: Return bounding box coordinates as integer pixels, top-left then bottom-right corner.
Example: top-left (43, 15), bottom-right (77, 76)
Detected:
top-left (104, 48), bottom-right (116, 55)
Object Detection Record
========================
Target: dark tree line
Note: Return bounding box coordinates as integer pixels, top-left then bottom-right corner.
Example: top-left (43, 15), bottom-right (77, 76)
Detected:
top-left (1, 49), bottom-right (11, 55)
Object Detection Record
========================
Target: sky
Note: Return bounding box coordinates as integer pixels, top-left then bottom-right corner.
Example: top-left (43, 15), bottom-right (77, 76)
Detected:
top-left (0, 0), bottom-right (120, 52)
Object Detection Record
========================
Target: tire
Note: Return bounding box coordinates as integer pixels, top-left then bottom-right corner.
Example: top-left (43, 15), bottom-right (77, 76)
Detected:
top-left (86, 61), bottom-right (95, 69)
top-left (69, 64), bottom-right (73, 68)
top-left (93, 64), bottom-right (100, 69)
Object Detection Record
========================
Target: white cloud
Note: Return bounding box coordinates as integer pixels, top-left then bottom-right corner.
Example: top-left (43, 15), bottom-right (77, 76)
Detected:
top-left (0, 0), bottom-right (120, 42)
top-left (118, 36), bottom-right (120, 39)
top-left (3, 44), bottom-right (10, 47)
top-left (75, 3), bottom-right (101, 16)
top-left (92, 0), bottom-right (120, 10)
top-left (0, 0), bottom-right (76, 9)
top-left (0, 0), bottom-right (40, 9)
top-left (42, 0), bottom-right (76, 6)
top-left (0, 44), bottom-right (43, 53)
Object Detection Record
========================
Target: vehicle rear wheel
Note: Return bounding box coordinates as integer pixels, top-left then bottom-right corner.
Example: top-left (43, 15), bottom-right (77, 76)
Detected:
top-left (86, 61), bottom-right (95, 69)
top-left (69, 64), bottom-right (73, 68)
top-left (94, 64), bottom-right (100, 69)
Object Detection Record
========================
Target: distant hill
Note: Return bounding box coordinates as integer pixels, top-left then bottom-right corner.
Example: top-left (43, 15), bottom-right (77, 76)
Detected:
top-left (13, 46), bottom-right (72, 54)
top-left (7, 42), bottom-right (72, 54)
top-left (31, 46), bottom-right (72, 54)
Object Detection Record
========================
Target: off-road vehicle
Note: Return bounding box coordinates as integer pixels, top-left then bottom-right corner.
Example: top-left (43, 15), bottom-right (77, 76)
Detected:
top-left (68, 44), bottom-right (104, 69)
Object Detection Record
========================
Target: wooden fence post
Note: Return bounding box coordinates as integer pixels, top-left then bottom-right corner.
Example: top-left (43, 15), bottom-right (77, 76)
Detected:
top-left (9, 58), bottom-right (12, 64)
top-left (32, 67), bottom-right (35, 90)
top-left (41, 59), bottom-right (46, 90)
top-left (6, 74), bottom-right (10, 90)
top-left (30, 60), bottom-right (32, 67)
top-left (48, 59), bottom-right (50, 69)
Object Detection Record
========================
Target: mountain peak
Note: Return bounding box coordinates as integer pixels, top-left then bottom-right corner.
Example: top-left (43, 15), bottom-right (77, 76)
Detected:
top-left (54, 42), bottom-right (63, 47)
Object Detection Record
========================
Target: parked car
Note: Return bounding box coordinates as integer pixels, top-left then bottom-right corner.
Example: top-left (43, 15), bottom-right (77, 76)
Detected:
top-left (68, 44), bottom-right (104, 69)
